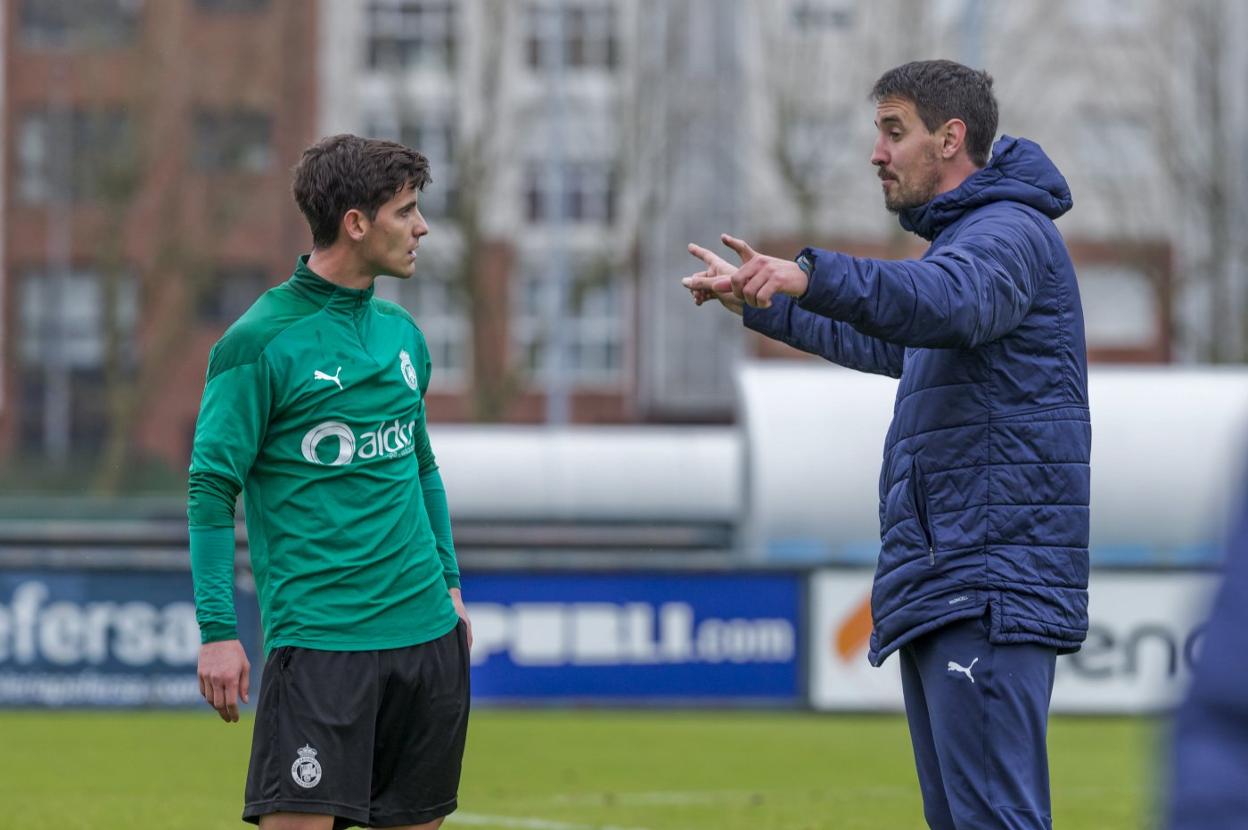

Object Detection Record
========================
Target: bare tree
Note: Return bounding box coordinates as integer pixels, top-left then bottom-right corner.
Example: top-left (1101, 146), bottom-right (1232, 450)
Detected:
top-left (449, 0), bottom-right (637, 419)
top-left (955, 0), bottom-right (1247, 363)
top-left (88, 2), bottom-right (296, 493)
top-left (757, 0), bottom-right (931, 253)
top-left (445, 0), bottom-right (526, 420)
top-left (759, 0), bottom-right (1247, 363)
top-left (1163, 0), bottom-right (1246, 362)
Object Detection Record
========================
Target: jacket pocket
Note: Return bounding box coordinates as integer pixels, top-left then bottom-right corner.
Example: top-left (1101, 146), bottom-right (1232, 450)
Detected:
top-left (910, 458), bottom-right (935, 565)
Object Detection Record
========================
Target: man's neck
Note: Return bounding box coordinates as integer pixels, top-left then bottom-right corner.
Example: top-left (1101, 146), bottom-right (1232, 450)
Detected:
top-left (306, 247), bottom-right (375, 291)
top-left (937, 157), bottom-right (981, 197)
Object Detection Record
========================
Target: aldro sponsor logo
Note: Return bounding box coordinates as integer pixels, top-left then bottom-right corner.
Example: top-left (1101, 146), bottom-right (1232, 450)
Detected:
top-left (300, 419), bottom-right (417, 466)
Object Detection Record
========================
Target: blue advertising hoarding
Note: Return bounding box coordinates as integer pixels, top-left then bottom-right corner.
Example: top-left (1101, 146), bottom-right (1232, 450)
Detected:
top-left (464, 571), bottom-right (802, 704)
top-left (1, 567), bottom-right (800, 706)
top-left (0, 569), bottom-right (259, 707)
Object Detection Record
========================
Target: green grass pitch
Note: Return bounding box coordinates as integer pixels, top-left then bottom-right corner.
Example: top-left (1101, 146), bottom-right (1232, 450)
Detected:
top-left (0, 710), bottom-right (1159, 829)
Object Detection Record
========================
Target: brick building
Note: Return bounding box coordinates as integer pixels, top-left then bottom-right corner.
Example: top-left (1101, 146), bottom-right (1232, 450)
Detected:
top-left (1, 0), bottom-right (317, 480)
top-left (4, 0), bottom-right (1242, 487)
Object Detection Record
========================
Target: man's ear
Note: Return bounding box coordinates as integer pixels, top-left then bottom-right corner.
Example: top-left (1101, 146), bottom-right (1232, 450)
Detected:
top-left (343, 208), bottom-right (369, 242)
top-left (940, 118), bottom-right (968, 160)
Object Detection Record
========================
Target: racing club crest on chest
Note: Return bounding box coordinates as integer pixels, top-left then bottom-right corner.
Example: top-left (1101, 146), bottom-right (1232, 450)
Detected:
top-left (399, 350), bottom-right (419, 391)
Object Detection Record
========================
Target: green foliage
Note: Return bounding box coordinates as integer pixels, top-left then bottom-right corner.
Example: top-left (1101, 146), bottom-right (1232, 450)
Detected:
top-left (0, 710), bottom-right (1158, 829)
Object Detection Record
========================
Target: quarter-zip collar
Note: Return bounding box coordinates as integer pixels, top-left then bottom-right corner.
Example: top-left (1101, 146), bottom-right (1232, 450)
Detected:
top-left (289, 254), bottom-right (376, 312)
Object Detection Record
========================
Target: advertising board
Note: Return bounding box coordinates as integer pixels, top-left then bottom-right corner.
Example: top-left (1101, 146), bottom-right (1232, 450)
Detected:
top-left (0, 569), bottom-right (258, 707)
top-left (465, 571), bottom-right (802, 704)
top-left (809, 568), bottom-right (1217, 713)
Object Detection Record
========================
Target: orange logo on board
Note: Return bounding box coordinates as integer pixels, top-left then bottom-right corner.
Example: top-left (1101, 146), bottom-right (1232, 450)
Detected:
top-left (834, 593), bottom-right (873, 662)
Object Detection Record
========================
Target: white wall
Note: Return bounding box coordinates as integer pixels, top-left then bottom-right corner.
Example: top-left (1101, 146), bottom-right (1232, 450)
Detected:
top-left (740, 362), bottom-right (1248, 560)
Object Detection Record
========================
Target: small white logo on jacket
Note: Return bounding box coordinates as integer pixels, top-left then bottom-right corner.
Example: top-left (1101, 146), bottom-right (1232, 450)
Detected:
top-left (399, 350), bottom-right (419, 391)
top-left (291, 744), bottom-right (322, 788)
top-left (313, 366), bottom-right (343, 391)
top-left (947, 657), bottom-right (979, 683)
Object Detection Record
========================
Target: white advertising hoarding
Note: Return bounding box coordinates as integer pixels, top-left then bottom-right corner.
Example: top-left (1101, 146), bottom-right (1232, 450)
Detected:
top-left (810, 568), bottom-right (1219, 713)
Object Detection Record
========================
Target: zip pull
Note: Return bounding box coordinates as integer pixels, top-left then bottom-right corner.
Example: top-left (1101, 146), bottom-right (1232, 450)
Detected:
top-left (928, 545), bottom-right (935, 566)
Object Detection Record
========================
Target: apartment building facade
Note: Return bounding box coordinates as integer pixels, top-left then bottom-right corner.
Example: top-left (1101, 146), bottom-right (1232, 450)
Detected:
top-left (1, 0), bottom-right (317, 480)
top-left (3, 0), bottom-right (1242, 482)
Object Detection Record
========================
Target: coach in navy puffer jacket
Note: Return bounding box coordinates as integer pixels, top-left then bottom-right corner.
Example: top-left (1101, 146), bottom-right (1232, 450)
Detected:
top-left (749, 133), bottom-right (1091, 665)
top-left (685, 59), bottom-right (1089, 829)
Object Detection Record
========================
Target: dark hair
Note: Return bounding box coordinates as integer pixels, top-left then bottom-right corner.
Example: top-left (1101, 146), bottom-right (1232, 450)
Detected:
top-left (871, 60), bottom-right (998, 167)
top-left (292, 134), bottom-right (431, 248)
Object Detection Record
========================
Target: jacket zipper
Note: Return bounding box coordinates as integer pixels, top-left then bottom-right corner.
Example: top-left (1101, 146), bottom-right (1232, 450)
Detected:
top-left (911, 459), bottom-right (935, 564)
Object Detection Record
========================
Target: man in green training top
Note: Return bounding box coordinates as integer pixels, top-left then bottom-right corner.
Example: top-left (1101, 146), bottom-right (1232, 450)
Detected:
top-left (188, 134), bottom-right (471, 830)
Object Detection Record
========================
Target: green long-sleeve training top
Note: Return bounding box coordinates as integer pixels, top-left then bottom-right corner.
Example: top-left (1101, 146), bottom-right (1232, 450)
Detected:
top-left (187, 256), bottom-right (460, 654)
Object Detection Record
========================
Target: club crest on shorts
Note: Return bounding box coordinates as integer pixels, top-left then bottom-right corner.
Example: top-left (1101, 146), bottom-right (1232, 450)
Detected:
top-left (399, 350), bottom-right (419, 391)
top-left (291, 744), bottom-right (322, 789)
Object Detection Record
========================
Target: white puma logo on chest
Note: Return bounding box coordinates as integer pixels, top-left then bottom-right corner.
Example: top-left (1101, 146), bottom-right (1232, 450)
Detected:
top-left (313, 366), bottom-right (343, 391)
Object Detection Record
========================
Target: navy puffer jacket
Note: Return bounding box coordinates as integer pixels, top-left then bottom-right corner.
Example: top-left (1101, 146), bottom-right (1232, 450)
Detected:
top-left (1168, 468), bottom-right (1248, 830)
top-left (746, 136), bottom-right (1090, 665)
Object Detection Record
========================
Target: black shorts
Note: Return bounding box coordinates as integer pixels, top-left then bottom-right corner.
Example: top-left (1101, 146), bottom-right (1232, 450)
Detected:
top-left (242, 619), bottom-right (470, 829)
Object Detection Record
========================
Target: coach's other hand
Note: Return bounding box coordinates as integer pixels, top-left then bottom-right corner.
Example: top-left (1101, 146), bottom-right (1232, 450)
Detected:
top-left (719, 235), bottom-right (808, 309)
top-left (683, 241), bottom-right (744, 316)
top-left (198, 639), bottom-right (250, 723)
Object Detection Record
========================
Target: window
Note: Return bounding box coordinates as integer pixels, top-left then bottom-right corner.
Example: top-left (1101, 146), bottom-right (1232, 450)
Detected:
top-left (195, 0), bottom-right (268, 10)
top-left (365, 0), bottom-right (456, 72)
top-left (18, 269), bottom-right (139, 452)
top-left (198, 267), bottom-right (272, 325)
top-left (374, 258), bottom-right (469, 385)
top-left (194, 110), bottom-right (272, 173)
top-left (366, 115), bottom-right (456, 218)
top-left (524, 161), bottom-right (616, 225)
top-left (525, 1), bottom-right (618, 72)
top-left (18, 110), bottom-right (135, 204)
top-left (20, 0), bottom-right (141, 48)
top-left (1078, 265), bottom-right (1158, 349)
top-left (1068, 0), bottom-right (1144, 30)
top-left (789, 0), bottom-right (854, 30)
top-left (19, 270), bottom-right (138, 369)
top-left (512, 257), bottom-right (627, 385)
top-left (17, 118), bottom-right (48, 203)
top-left (18, 368), bottom-right (112, 453)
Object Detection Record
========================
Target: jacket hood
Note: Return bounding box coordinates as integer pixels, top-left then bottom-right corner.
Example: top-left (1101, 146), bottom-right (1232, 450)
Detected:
top-left (899, 135), bottom-right (1073, 241)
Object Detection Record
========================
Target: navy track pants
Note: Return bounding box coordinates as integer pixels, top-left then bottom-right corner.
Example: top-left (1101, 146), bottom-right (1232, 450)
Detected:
top-left (899, 613), bottom-right (1058, 830)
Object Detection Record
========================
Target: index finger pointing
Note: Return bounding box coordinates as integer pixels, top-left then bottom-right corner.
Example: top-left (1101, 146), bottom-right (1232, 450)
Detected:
top-left (721, 234), bottom-right (758, 262)
top-left (687, 243), bottom-right (716, 265)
